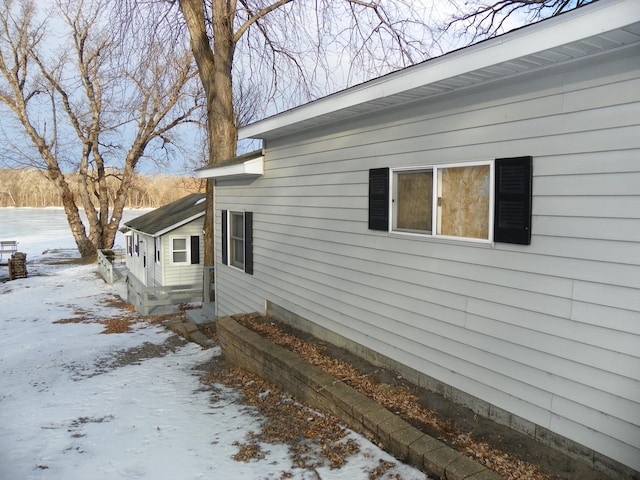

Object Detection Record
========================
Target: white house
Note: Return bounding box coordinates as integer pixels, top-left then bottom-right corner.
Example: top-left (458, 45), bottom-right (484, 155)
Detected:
top-left (196, 1), bottom-right (640, 477)
top-left (122, 193), bottom-right (206, 314)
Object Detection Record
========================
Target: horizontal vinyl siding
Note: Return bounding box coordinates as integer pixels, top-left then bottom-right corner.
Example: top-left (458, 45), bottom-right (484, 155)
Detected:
top-left (125, 233), bottom-right (149, 285)
top-left (161, 221), bottom-right (203, 286)
top-left (215, 52), bottom-right (640, 470)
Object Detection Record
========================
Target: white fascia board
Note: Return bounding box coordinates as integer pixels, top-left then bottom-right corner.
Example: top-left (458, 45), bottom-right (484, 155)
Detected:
top-left (239, 0), bottom-right (639, 140)
top-left (153, 212), bottom-right (206, 238)
top-left (195, 156), bottom-right (264, 179)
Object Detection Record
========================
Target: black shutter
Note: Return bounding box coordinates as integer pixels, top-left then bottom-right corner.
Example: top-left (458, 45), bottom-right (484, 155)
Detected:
top-left (369, 168), bottom-right (389, 231)
top-left (494, 156), bottom-right (532, 245)
top-left (190, 235), bottom-right (200, 264)
top-left (244, 212), bottom-right (253, 275)
top-left (221, 210), bottom-right (228, 265)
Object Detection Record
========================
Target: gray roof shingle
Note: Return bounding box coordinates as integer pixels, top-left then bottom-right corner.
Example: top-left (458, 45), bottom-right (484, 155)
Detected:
top-left (124, 193), bottom-right (206, 236)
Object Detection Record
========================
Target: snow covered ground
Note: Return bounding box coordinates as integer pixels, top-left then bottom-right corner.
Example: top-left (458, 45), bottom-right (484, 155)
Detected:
top-left (0, 215), bottom-right (428, 479)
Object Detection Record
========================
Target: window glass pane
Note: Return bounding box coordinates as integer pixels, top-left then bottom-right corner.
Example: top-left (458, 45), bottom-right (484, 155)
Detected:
top-left (171, 237), bottom-right (188, 263)
top-left (173, 251), bottom-right (187, 263)
top-left (231, 239), bottom-right (244, 268)
top-left (229, 212), bottom-right (245, 269)
top-left (396, 171), bottom-right (432, 232)
top-left (231, 213), bottom-right (244, 238)
top-left (437, 165), bottom-right (490, 239)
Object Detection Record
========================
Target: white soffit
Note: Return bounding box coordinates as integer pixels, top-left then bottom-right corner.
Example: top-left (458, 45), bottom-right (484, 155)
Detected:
top-left (195, 156), bottom-right (264, 180)
top-left (239, 0), bottom-right (640, 141)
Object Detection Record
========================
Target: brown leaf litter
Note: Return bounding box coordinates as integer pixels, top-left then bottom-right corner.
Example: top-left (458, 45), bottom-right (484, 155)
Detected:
top-left (233, 314), bottom-right (550, 480)
top-left (53, 295), bottom-right (183, 334)
top-left (202, 367), bottom-right (369, 475)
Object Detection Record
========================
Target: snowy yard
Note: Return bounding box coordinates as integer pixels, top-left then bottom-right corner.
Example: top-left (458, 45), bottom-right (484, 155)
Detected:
top-left (0, 247), bottom-right (426, 479)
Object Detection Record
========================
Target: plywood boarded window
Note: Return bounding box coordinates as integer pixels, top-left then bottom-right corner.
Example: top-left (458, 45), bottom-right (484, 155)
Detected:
top-left (395, 170), bottom-right (433, 232)
top-left (391, 161), bottom-right (492, 241)
top-left (437, 165), bottom-right (490, 239)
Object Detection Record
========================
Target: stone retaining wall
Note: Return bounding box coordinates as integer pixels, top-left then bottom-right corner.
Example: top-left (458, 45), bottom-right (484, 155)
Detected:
top-left (217, 315), bottom-right (500, 480)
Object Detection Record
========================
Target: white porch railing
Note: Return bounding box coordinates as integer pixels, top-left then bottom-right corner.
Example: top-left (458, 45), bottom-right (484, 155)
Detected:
top-left (202, 266), bottom-right (215, 304)
top-left (185, 266), bottom-right (215, 324)
top-left (126, 273), bottom-right (203, 316)
top-left (97, 248), bottom-right (127, 284)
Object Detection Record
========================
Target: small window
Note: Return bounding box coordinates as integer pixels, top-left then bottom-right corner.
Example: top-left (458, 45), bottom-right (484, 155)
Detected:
top-left (126, 235), bottom-right (133, 256)
top-left (221, 210), bottom-right (253, 274)
top-left (392, 162), bottom-right (492, 241)
top-left (135, 234), bottom-right (140, 256)
top-left (229, 212), bottom-right (245, 270)
top-left (155, 237), bottom-right (161, 264)
top-left (171, 237), bottom-right (189, 264)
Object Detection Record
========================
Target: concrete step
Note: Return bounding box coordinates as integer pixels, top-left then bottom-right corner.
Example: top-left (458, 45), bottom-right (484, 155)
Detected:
top-left (186, 306), bottom-right (215, 324)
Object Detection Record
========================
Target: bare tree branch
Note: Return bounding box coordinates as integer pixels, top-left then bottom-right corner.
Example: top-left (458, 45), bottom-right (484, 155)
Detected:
top-left (442, 0), bottom-right (597, 41)
top-left (0, 0), bottom-right (204, 256)
top-left (234, 0), bottom-right (293, 43)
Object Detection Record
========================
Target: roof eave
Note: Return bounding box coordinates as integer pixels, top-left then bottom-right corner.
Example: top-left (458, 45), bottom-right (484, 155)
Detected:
top-left (126, 211), bottom-right (205, 237)
top-left (153, 211), bottom-right (206, 237)
top-left (239, 0), bottom-right (640, 141)
top-left (195, 155), bottom-right (264, 180)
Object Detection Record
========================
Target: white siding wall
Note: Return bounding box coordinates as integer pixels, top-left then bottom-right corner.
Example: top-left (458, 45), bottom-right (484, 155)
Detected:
top-left (160, 221), bottom-right (204, 286)
top-left (125, 232), bottom-right (153, 286)
top-left (215, 51), bottom-right (640, 470)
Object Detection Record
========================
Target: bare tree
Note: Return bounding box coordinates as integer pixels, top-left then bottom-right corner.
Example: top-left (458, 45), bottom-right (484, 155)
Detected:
top-left (0, 0), bottom-right (203, 257)
top-left (121, 0), bottom-right (438, 266)
top-left (442, 0), bottom-right (598, 41)
top-left (120, 1), bottom-right (591, 266)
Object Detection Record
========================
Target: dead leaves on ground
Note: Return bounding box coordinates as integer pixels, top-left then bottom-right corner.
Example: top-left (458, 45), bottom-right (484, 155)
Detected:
top-left (203, 367), bottom-right (365, 473)
top-left (237, 315), bottom-right (548, 480)
top-left (53, 295), bottom-right (177, 334)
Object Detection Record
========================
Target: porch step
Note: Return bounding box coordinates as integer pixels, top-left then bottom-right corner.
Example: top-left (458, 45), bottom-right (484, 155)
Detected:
top-left (186, 304), bottom-right (216, 324)
top-left (166, 317), bottom-right (214, 348)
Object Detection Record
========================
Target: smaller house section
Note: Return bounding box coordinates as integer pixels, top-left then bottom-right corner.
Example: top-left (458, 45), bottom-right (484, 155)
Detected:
top-left (122, 193), bottom-right (207, 315)
top-left (197, 1), bottom-right (640, 477)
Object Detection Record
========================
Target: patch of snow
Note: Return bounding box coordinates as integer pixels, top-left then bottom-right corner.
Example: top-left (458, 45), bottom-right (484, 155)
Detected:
top-left (0, 225), bottom-right (429, 479)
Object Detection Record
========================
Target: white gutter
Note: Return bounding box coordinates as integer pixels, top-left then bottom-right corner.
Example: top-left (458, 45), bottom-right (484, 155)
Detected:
top-left (239, 0), bottom-right (639, 140)
top-left (195, 156), bottom-right (264, 180)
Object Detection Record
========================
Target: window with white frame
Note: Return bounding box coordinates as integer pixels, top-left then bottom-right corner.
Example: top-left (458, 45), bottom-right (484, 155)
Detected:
top-left (392, 162), bottom-right (492, 241)
top-left (229, 211), bottom-right (245, 270)
top-left (369, 157), bottom-right (532, 245)
top-left (171, 236), bottom-right (189, 264)
top-left (221, 210), bottom-right (253, 274)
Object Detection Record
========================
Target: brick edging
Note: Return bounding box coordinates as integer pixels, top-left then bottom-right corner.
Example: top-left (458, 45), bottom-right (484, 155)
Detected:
top-left (217, 315), bottom-right (501, 480)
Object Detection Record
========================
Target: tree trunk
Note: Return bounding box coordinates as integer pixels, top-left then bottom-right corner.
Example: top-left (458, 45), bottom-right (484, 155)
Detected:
top-left (48, 167), bottom-right (97, 257)
top-left (179, 0), bottom-right (238, 267)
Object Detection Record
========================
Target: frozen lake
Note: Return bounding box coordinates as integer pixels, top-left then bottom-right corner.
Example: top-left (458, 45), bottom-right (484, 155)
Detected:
top-left (0, 207), bottom-right (149, 257)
